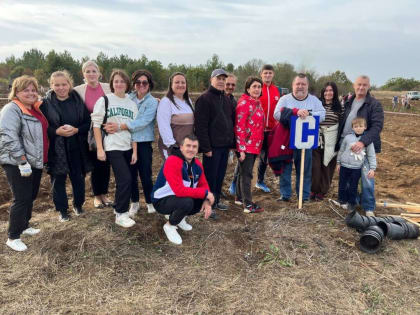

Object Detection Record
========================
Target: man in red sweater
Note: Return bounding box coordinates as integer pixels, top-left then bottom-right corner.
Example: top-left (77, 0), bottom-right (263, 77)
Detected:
top-left (152, 134), bottom-right (214, 245)
top-left (255, 64), bottom-right (281, 193)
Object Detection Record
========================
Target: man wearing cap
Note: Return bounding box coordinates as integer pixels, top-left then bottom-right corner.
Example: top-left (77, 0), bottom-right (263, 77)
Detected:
top-left (194, 69), bottom-right (235, 215)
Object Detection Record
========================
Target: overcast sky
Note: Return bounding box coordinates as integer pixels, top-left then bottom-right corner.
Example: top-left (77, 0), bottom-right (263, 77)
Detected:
top-left (0, 0), bottom-right (419, 86)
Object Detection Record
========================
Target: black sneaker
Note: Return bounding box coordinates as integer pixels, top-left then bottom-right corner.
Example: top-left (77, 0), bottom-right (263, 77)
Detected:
top-left (277, 196), bottom-right (290, 202)
top-left (73, 206), bottom-right (84, 216)
top-left (209, 210), bottom-right (219, 220)
top-left (244, 203), bottom-right (264, 214)
top-left (215, 202), bottom-right (228, 211)
top-left (59, 211), bottom-right (70, 222)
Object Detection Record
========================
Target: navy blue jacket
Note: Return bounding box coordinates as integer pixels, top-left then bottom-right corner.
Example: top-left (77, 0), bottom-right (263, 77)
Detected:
top-left (336, 93), bottom-right (384, 153)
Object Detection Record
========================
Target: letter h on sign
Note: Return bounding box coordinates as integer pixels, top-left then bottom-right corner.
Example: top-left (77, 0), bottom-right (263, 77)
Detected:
top-left (289, 116), bottom-right (320, 149)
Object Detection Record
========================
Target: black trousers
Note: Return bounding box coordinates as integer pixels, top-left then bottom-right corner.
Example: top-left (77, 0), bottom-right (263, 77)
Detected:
top-left (311, 147), bottom-right (337, 195)
top-left (89, 150), bottom-right (111, 196)
top-left (132, 142), bottom-right (154, 204)
top-left (338, 166), bottom-right (361, 206)
top-left (203, 147), bottom-right (229, 204)
top-left (236, 153), bottom-right (257, 206)
top-left (257, 131), bottom-right (270, 182)
top-left (2, 164), bottom-right (42, 239)
top-left (107, 150), bottom-right (137, 214)
top-left (153, 196), bottom-right (204, 225)
top-left (51, 149), bottom-right (85, 213)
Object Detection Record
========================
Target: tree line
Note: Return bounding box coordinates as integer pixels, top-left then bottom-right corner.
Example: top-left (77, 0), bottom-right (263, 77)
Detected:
top-left (0, 49), bottom-right (418, 95)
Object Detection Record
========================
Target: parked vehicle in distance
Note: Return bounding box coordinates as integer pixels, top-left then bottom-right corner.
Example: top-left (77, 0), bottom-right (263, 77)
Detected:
top-left (406, 91), bottom-right (420, 100)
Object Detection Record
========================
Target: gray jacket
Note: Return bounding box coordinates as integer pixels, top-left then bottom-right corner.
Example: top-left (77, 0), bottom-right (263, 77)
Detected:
top-left (0, 101), bottom-right (45, 169)
top-left (337, 133), bottom-right (376, 170)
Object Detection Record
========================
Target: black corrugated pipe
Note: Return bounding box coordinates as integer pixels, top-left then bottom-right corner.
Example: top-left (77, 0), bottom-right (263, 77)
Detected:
top-left (345, 211), bottom-right (406, 232)
top-left (378, 221), bottom-right (420, 240)
top-left (359, 225), bottom-right (385, 254)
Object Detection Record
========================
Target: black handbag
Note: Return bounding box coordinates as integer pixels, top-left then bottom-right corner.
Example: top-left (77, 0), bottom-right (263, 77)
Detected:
top-left (87, 95), bottom-right (109, 152)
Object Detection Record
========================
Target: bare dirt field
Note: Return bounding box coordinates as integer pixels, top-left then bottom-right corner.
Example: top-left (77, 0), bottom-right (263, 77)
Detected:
top-left (0, 100), bottom-right (419, 314)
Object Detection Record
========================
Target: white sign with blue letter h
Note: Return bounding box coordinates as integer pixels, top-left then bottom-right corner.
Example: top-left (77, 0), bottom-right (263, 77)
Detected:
top-left (290, 116), bottom-right (320, 149)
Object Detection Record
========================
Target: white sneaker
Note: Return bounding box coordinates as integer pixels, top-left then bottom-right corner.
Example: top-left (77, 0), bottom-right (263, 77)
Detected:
top-left (330, 199), bottom-right (348, 210)
top-left (365, 211), bottom-right (375, 217)
top-left (163, 223), bottom-right (182, 245)
top-left (146, 203), bottom-right (156, 214)
top-left (6, 238), bottom-right (28, 252)
top-left (128, 202), bottom-right (139, 219)
top-left (177, 217), bottom-right (192, 231)
top-left (22, 227), bottom-right (40, 236)
top-left (115, 212), bottom-right (136, 228)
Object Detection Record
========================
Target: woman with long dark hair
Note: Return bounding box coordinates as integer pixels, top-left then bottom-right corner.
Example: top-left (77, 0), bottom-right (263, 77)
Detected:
top-left (311, 81), bottom-right (343, 200)
top-left (157, 72), bottom-right (194, 159)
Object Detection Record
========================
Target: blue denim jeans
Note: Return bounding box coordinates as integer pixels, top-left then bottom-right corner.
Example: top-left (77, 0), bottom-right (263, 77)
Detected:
top-left (279, 149), bottom-right (312, 200)
top-left (358, 159), bottom-right (375, 211)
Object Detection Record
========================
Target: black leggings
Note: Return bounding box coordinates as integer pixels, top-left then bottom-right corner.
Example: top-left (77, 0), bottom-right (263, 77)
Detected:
top-left (106, 150), bottom-right (137, 214)
top-left (153, 196), bottom-right (204, 225)
top-left (2, 164), bottom-right (42, 239)
top-left (131, 142), bottom-right (153, 204)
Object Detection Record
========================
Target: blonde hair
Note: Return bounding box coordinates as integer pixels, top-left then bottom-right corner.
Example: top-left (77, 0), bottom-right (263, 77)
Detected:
top-left (49, 70), bottom-right (74, 90)
top-left (8, 75), bottom-right (39, 100)
top-left (82, 60), bottom-right (100, 73)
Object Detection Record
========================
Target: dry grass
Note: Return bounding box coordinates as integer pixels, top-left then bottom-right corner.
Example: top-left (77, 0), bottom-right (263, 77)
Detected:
top-left (0, 111), bottom-right (420, 314)
top-left (1, 204), bottom-right (419, 314)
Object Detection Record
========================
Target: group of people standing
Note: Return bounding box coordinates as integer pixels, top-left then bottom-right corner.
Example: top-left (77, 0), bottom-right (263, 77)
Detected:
top-left (0, 61), bottom-right (384, 249)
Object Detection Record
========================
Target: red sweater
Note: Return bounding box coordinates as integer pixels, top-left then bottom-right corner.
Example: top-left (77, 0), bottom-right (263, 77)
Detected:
top-left (235, 94), bottom-right (265, 154)
top-left (260, 83), bottom-right (280, 131)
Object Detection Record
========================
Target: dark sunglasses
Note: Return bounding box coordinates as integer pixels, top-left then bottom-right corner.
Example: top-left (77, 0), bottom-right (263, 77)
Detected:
top-left (135, 80), bottom-right (149, 86)
top-left (226, 83), bottom-right (236, 87)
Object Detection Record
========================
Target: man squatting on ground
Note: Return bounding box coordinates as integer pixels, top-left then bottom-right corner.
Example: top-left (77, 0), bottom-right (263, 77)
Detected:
top-left (336, 75), bottom-right (384, 216)
top-left (194, 69), bottom-right (235, 216)
top-left (273, 73), bottom-right (326, 202)
top-left (152, 134), bottom-right (214, 245)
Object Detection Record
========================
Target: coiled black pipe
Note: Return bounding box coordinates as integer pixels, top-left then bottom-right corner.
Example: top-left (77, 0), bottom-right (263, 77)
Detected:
top-left (359, 225), bottom-right (385, 254)
top-left (345, 211), bottom-right (405, 232)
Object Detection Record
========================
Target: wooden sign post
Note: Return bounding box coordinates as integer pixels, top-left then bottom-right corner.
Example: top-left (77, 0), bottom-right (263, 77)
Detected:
top-left (290, 115), bottom-right (320, 209)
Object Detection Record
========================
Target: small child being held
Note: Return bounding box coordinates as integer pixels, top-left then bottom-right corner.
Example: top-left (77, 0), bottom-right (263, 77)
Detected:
top-left (336, 117), bottom-right (376, 215)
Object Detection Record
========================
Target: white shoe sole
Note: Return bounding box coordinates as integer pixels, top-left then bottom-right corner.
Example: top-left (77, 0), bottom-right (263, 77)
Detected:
top-left (6, 239), bottom-right (28, 252)
top-left (163, 225), bottom-right (182, 245)
top-left (22, 228), bottom-right (40, 236)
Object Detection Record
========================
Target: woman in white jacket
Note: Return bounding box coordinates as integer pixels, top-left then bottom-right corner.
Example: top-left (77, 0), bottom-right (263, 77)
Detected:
top-left (91, 69), bottom-right (138, 228)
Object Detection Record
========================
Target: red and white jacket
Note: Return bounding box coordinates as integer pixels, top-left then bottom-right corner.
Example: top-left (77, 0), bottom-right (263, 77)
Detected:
top-left (235, 94), bottom-right (265, 154)
top-left (260, 83), bottom-right (280, 131)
